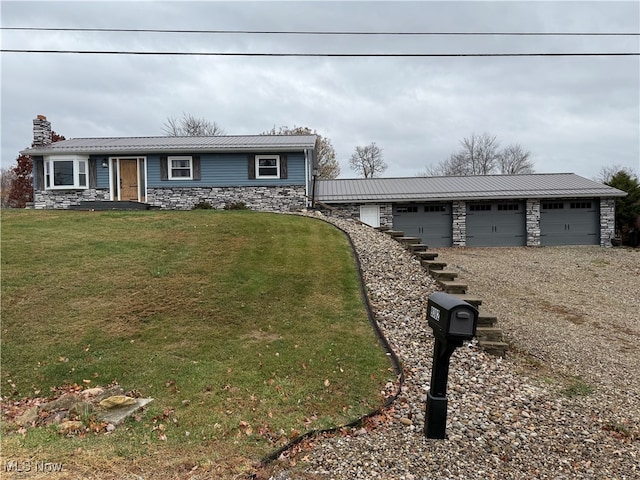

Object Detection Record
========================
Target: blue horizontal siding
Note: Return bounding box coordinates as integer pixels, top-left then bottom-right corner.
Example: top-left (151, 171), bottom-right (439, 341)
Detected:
top-left (147, 152), bottom-right (306, 188)
top-left (95, 158), bottom-right (110, 188)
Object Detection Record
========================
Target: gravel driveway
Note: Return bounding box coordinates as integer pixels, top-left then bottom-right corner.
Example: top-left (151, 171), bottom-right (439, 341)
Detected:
top-left (432, 245), bottom-right (640, 399)
top-left (265, 217), bottom-right (640, 480)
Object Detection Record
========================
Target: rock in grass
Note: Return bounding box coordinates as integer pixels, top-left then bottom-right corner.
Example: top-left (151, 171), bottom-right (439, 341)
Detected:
top-left (99, 395), bottom-right (137, 409)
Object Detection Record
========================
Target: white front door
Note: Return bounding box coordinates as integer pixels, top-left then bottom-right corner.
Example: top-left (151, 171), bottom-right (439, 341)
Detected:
top-left (360, 205), bottom-right (380, 227)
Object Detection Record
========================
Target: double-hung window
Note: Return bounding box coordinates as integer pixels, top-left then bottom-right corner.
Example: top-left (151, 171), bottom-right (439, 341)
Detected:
top-left (168, 156), bottom-right (193, 180)
top-left (44, 156), bottom-right (89, 190)
top-left (255, 155), bottom-right (280, 178)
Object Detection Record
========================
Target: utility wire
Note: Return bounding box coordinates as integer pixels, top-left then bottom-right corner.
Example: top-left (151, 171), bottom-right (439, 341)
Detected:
top-left (1, 49), bottom-right (638, 57)
top-left (2, 26), bottom-right (639, 36)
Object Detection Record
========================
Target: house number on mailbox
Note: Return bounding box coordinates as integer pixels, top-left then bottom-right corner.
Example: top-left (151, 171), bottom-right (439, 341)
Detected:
top-left (430, 306), bottom-right (440, 322)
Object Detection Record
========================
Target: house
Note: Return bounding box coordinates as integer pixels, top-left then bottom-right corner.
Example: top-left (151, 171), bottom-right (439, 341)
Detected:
top-left (21, 116), bottom-right (317, 211)
top-left (315, 175), bottom-right (627, 247)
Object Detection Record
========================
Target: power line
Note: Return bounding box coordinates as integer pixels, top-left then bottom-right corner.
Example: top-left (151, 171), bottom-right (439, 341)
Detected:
top-left (2, 49), bottom-right (637, 57)
top-left (2, 26), bottom-right (639, 36)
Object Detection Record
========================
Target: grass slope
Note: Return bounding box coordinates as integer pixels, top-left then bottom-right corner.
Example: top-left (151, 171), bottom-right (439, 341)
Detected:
top-left (1, 210), bottom-right (393, 478)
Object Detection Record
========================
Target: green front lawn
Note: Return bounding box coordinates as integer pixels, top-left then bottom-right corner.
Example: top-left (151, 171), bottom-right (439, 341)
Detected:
top-left (1, 210), bottom-right (393, 478)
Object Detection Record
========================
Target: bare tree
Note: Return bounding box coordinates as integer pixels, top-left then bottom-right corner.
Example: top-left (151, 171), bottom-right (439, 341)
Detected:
top-left (349, 142), bottom-right (387, 178)
top-left (595, 164), bottom-right (637, 184)
top-left (421, 133), bottom-right (534, 176)
top-left (163, 113), bottom-right (225, 136)
top-left (499, 144), bottom-right (534, 174)
top-left (263, 125), bottom-right (340, 179)
top-left (1, 168), bottom-right (16, 208)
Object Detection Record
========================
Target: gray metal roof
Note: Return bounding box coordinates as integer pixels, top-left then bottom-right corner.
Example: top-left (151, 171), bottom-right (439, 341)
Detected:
top-left (316, 174), bottom-right (626, 202)
top-left (21, 135), bottom-right (317, 156)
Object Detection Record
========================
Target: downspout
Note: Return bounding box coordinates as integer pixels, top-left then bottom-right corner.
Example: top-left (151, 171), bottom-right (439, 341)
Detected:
top-left (310, 142), bottom-right (318, 208)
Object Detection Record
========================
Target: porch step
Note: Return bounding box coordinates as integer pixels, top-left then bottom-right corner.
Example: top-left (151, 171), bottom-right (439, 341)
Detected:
top-left (430, 270), bottom-right (458, 281)
top-left (407, 243), bottom-right (429, 252)
top-left (422, 260), bottom-right (447, 271)
top-left (478, 340), bottom-right (509, 357)
top-left (437, 280), bottom-right (468, 294)
top-left (475, 327), bottom-right (504, 343)
top-left (69, 201), bottom-right (152, 211)
top-left (386, 230), bottom-right (406, 238)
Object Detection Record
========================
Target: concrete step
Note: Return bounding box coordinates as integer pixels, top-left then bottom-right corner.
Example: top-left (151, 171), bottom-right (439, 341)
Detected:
top-left (423, 260), bottom-right (447, 271)
top-left (430, 270), bottom-right (458, 281)
top-left (477, 313), bottom-right (498, 327)
top-left (452, 294), bottom-right (482, 308)
top-left (437, 280), bottom-right (468, 294)
top-left (397, 236), bottom-right (422, 245)
top-left (475, 327), bottom-right (504, 342)
top-left (416, 251), bottom-right (438, 260)
top-left (478, 340), bottom-right (509, 357)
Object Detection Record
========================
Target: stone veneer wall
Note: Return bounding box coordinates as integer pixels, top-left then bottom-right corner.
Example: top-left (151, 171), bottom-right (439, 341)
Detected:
top-left (599, 198), bottom-right (616, 247)
top-left (526, 199), bottom-right (541, 246)
top-left (452, 201), bottom-right (466, 246)
top-left (146, 185), bottom-right (307, 211)
top-left (319, 203), bottom-right (393, 227)
top-left (34, 189), bottom-right (110, 209)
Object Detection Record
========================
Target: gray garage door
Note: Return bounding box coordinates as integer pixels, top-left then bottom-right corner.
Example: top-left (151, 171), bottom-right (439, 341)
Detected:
top-left (540, 199), bottom-right (600, 246)
top-left (466, 201), bottom-right (526, 247)
top-left (393, 203), bottom-right (452, 247)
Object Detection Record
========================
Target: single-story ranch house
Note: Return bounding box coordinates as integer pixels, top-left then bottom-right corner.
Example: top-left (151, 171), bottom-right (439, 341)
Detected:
top-left (23, 115), bottom-right (626, 247)
top-left (22, 115), bottom-right (317, 212)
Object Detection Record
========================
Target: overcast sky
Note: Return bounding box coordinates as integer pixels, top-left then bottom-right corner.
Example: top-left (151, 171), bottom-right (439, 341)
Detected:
top-left (1, 0), bottom-right (639, 180)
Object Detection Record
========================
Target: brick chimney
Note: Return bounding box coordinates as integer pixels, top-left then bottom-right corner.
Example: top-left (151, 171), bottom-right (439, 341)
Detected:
top-left (32, 115), bottom-right (52, 147)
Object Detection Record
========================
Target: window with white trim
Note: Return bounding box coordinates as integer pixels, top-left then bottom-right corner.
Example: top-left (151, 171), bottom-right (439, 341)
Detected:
top-left (44, 156), bottom-right (89, 189)
top-left (255, 155), bottom-right (280, 178)
top-left (168, 156), bottom-right (193, 180)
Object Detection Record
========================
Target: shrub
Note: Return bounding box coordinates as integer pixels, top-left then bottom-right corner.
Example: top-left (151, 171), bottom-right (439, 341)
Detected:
top-left (224, 201), bottom-right (249, 210)
top-left (192, 201), bottom-right (213, 210)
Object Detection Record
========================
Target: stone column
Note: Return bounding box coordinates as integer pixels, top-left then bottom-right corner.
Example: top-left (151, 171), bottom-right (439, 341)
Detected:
top-left (599, 198), bottom-right (616, 247)
top-left (452, 201), bottom-right (466, 246)
top-left (526, 199), bottom-right (541, 246)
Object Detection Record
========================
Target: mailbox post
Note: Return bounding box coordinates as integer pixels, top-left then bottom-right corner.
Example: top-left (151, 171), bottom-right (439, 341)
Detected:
top-left (424, 292), bottom-right (478, 439)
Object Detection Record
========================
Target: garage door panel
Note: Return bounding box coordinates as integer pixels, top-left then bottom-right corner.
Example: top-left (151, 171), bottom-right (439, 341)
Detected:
top-left (466, 202), bottom-right (526, 247)
top-left (540, 199), bottom-right (599, 246)
top-left (393, 204), bottom-right (452, 247)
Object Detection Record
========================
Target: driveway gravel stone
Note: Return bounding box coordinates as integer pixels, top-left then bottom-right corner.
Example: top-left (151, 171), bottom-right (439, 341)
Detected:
top-left (266, 214), bottom-right (639, 480)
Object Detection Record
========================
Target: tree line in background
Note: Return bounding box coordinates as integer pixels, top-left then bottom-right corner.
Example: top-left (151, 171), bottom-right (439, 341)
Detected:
top-left (422, 133), bottom-right (535, 176)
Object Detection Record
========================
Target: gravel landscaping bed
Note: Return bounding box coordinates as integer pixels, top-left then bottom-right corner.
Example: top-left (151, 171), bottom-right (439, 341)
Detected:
top-left (265, 215), bottom-right (639, 480)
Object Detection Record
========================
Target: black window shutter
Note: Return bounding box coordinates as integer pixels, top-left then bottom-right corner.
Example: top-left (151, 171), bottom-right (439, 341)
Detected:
top-left (34, 157), bottom-right (44, 190)
top-left (280, 154), bottom-right (288, 179)
top-left (192, 156), bottom-right (201, 180)
top-left (160, 156), bottom-right (168, 180)
top-left (248, 154), bottom-right (256, 179)
top-left (89, 158), bottom-right (98, 188)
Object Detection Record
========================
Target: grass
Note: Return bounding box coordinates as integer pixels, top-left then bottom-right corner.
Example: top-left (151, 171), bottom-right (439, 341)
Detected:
top-left (0, 210), bottom-right (394, 478)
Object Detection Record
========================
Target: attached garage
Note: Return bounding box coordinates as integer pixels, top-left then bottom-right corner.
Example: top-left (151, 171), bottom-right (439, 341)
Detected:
top-left (540, 199), bottom-right (600, 246)
top-left (315, 174), bottom-right (625, 247)
top-left (466, 201), bottom-right (526, 247)
top-left (392, 203), bottom-right (453, 247)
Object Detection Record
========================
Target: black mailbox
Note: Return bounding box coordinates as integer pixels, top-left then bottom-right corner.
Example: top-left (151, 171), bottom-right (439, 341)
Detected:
top-left (427, 292), bottom-right (478, 341)
top-left (424, 292), bottom-right (479, 439)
